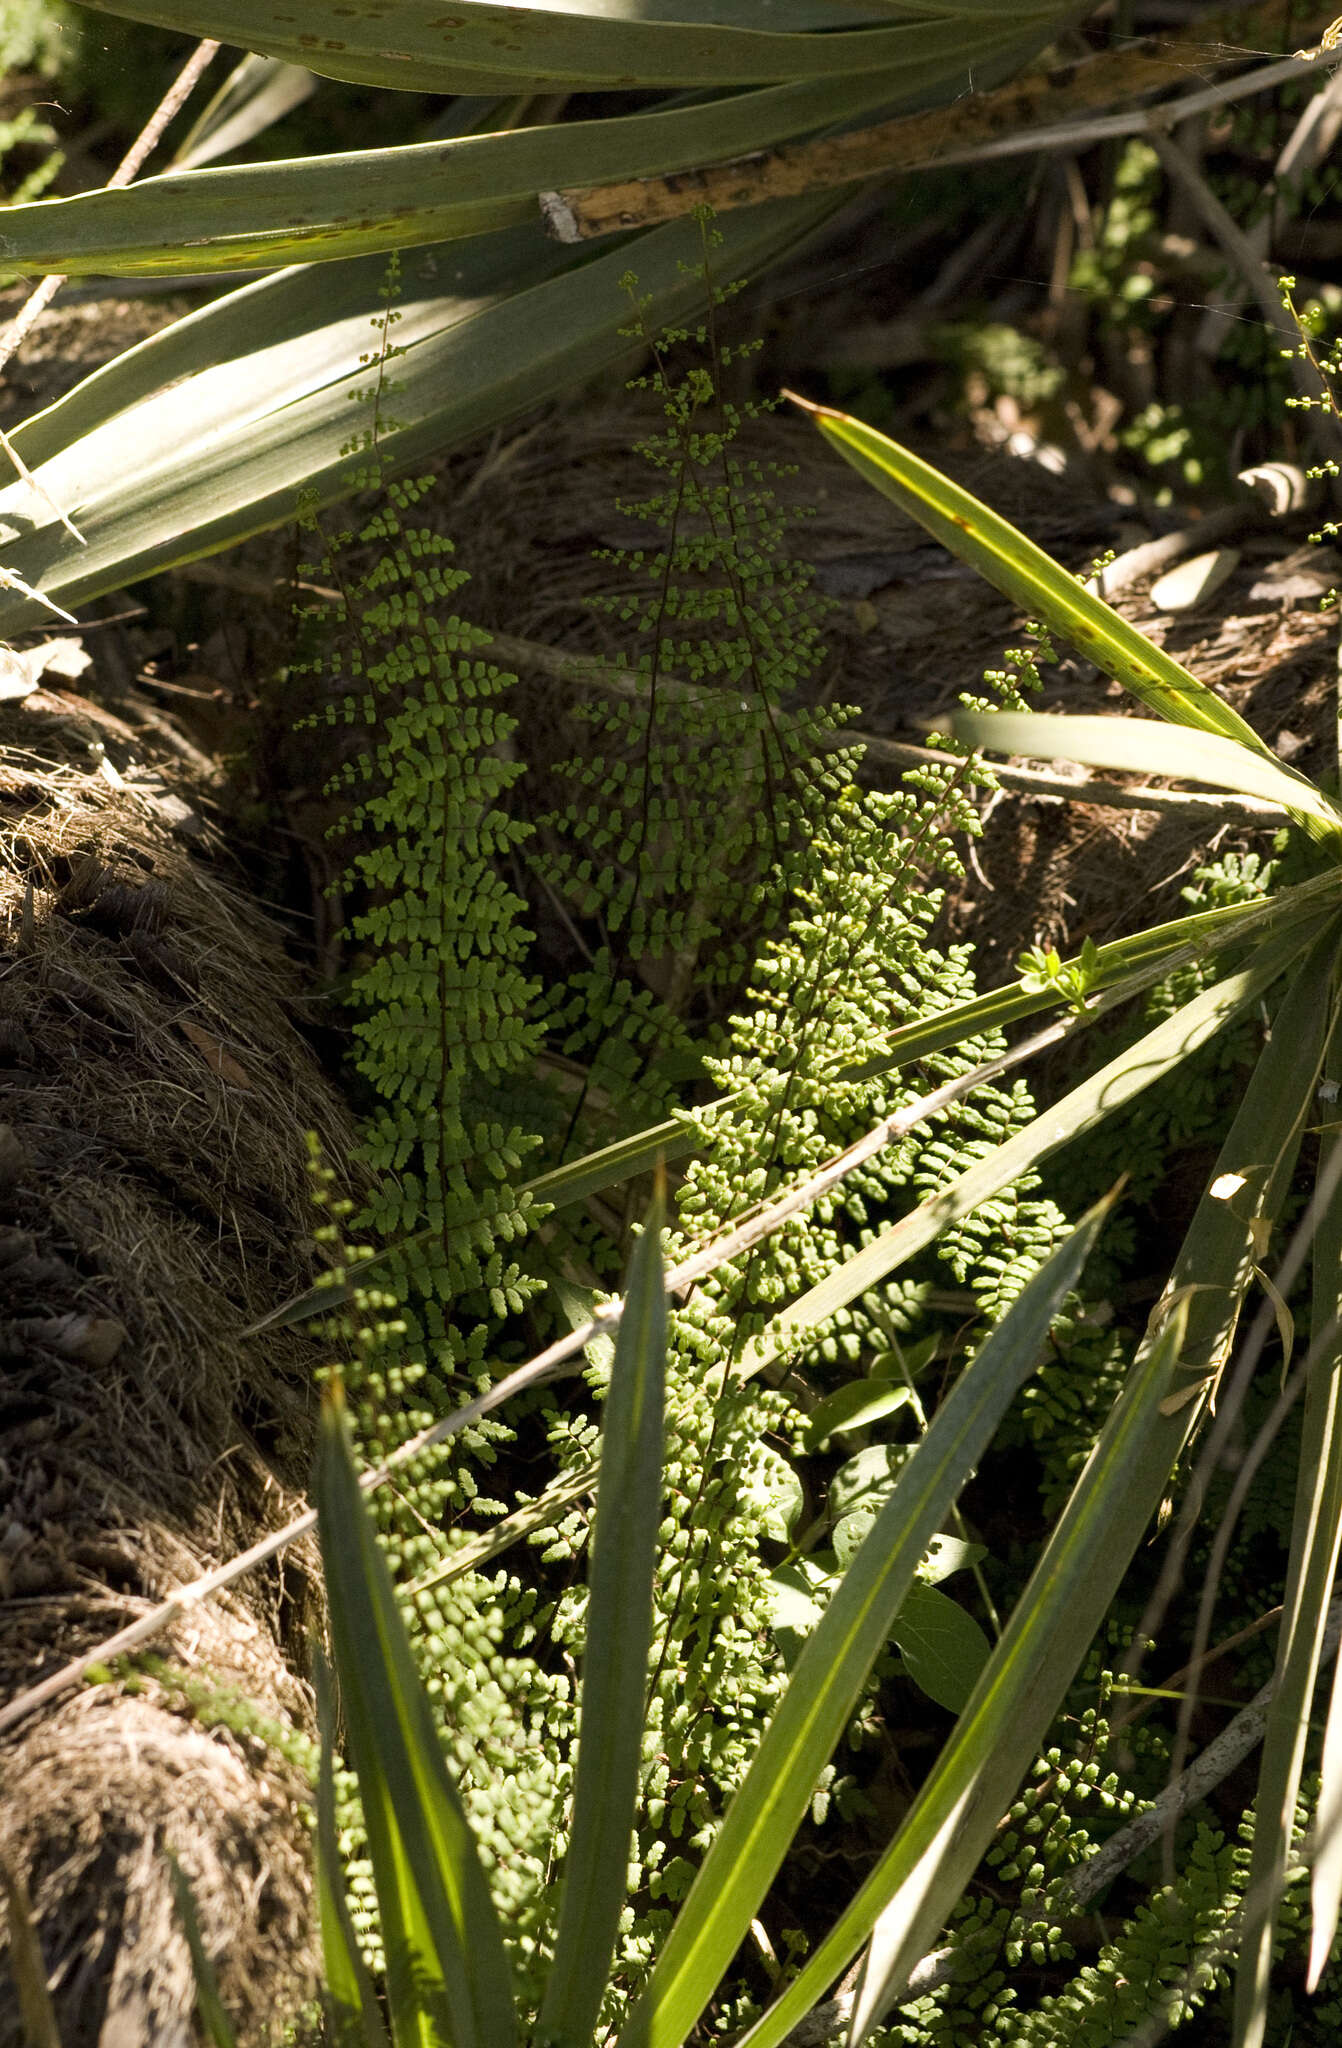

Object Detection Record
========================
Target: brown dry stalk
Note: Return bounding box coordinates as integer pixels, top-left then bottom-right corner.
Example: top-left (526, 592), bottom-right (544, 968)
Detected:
top-left (540, 0), bottom-right (1340, 242)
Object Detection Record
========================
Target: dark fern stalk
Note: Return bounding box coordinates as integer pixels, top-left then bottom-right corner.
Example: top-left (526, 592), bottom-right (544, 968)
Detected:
top-left (539, 213), bottom-right (850, 1147)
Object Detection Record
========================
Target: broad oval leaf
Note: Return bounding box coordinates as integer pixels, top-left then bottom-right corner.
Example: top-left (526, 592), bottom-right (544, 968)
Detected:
top-left (803, 1378), bottom-right (913, 1450)
top-left (888, 1582), bottom-right (991, 1714)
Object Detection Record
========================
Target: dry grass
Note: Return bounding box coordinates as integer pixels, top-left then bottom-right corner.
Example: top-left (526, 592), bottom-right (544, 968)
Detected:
top-left (0, 683), bottom-right (359, 2045)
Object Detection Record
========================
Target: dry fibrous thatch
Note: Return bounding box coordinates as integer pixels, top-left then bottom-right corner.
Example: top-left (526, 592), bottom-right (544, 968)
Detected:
top-left (0, 683), bottom-right (355, 2044)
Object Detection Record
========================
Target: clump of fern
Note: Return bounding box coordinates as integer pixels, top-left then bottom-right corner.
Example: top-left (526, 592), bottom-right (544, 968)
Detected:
top-left (298, 239), bottom-right (1115, 2032)
top-left (299, 260), bottom-right (548, 1418)
top-left (538, 223), bottom-right (852, 1146)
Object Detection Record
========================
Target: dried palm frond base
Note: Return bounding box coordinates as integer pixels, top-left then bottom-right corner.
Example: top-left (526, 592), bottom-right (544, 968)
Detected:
top-left (0, 682), bottom-right (356, 2044)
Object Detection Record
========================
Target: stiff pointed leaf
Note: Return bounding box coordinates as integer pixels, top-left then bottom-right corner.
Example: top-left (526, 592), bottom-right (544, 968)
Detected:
top-left (955, 709), bottom-right (1342, 848)
top-left (63, 0), bottom-right (1064, 96)
top-left (748, 911), bottom-right (1331, 1378)
top-left (170, 51), bottom-right (316, 170)
top-left (538, 1191), bottom-right (668, 2048)
top-left (791, 396), bottom-right (1281, 756)
top-left (0, 203), bottom-right (842, 634)
top-left (1239, 1018), bottom-right (1342, 2041)
top-left (838, 918), bottom-right (1342, 2048)
top-left (244, 1111), bottom-right (695, 1337)
top-left (315, 1391), bottom-right (516, 2048)
top-left (1312, 1625), bottom-right (1342, 1988)
top-left (841, 875), bottom-right (1342, 1081)
top-left (0, 68), bottom-right (969, 275)
top-left (0, 1856), bottom-right (63, 2048)
top-left (726, 917), bottom-right (1334, 2048)
top-left (617, 1192), bottom-right (1115, 2048)
top-left (314, 1650), bottom-right (391, 2048)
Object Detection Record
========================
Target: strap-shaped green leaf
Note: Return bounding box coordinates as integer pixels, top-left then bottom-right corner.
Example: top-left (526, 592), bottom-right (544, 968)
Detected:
top-left (843, 873), bottom-right (1342, 1078)
top-left (732, 916), bottom-right (1342, 2048)
top-left (64, 0), bottom-right (1064, 95)
top-left (956, 708), bottom-right (1342, 848)
top-left (1238, 1010), bottom-right (1342, 2045)
top-left (747, 908), bottom-right (1333, 1375)
top-left (167, 1854), bottom-right (242, 2048)
top-left (539, 1191), bottom-right (668, 2048)
top-left (253, 872), bottom-right (1342, 1342)
top-left (0, 203), bottom-right (841, 635)
top-left (0, 66), bottom-right (962, 275)
top-left (792, 395), bottom-right (1282, 757)
top-left (619, 1192), bottom-right (1113, 2048)
top-left (314, 1649), bottom-right (392, 2048)
top-left (316, 1391), bottom-right (516, 2048)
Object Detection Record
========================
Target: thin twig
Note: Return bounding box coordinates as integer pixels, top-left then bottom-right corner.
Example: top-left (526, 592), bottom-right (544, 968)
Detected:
top-left (1059, 1595), bottom-right (1342, 1915)
top-left (1147, 126), bottom-right (1329, 426)
top-left (0, 1015), bottom-right (1073, 1739)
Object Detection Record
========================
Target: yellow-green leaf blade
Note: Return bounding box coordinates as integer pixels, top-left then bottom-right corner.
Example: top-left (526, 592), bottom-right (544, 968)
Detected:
top-left (791, 395), bottom-right (1280, 756)
top-left (1238, 1014), bottom-right (1342, 2042)
top-left (749, 910), bottom-right (1331, 1377)
top-left (314, 1649), bottom-right (392, 2048)
top-left (735, 917), bottom-right (1341, 2048)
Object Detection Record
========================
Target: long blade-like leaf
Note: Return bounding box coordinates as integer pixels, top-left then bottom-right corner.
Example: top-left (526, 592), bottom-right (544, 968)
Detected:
top-left (1314, 1648), bottom-right (1342, 1987)
top-left (539, 1191), bottom-right (668, 2048)
top-left (1239, 1019), bottom-right (1342, 2041)
top-left (249, 870), bottom-right (1342, 1345)
top-left (747, 910), bottom-right (1332, 1377)
top-left (955, 709), bottom-right (1342, 846)
top-left (732, 918), bottom-right (1341, 2048)
top-left (619, 1191), bottom-right (1116, 2048)
top-left (316, 1389), bottom-right (516, 2048)
top-left (0, 66), bottom-right (983, 275)
top-left (843, 872), bottom-right (1342, 1079)
top-left (789, 393), bottom-right (1282, 757)
top-left (167, 1854), bottom-right (242, 2048)
top-left (0, 1856), bottom-right (63, 2048)
top-left (170, 51), bottom-right (316, 171)
top-left (61, 0), bottom-right (1063, 96)
top-left (0, 200), bottom-right (840, 634)
top-left (314, 1649), bottom-right (393, 2048)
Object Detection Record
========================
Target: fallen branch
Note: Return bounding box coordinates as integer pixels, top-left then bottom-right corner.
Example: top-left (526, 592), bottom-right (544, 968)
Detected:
top-left (539, 1), bottom-right (1339, 242)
